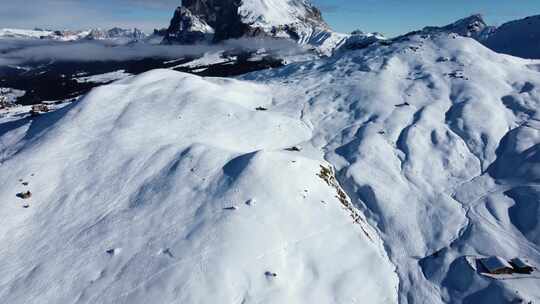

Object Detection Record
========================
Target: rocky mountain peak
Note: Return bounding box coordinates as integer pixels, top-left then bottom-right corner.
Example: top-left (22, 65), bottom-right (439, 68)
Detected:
top-left (162, 6), bottom-right (216, 44)
top-left (86, 27), bottom-right (146, 41)
top-left (423, 14), bottom-right (494, 40)
top-left (443, 14), bottom-right (489, 37)
top-left (162, 0), bottom-right (331, 44)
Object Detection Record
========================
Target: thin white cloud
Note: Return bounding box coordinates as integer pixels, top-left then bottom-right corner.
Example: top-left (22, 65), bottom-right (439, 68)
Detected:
top-left (0, 38), bottom-right (308, 65)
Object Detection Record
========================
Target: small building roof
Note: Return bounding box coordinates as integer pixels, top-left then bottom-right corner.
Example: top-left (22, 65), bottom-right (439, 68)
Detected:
top-left (481, 256), bottom-right (513, 272)
top-left (511, 258), bottom-right (533, 269)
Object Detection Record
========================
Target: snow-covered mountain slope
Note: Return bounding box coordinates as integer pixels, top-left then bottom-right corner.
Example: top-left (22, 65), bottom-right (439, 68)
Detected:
top-left (163, 0), bottom-right (350, 56)
top-left (238, 0), bottom-right (323, 28)
top-left (1, 24), bottom-right (540, 304)
top-left (0, 70), bottom-right (398, 303)
top-left (337, 30), bottom-right (385, 52)
top-left (245, 32), bottom-right (540, 303)
top-left (483, 15), bottom-right (540, 59)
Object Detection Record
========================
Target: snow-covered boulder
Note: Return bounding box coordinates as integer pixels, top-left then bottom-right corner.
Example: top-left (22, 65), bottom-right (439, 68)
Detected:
top-left (245, 31), bottom-right (540, 303)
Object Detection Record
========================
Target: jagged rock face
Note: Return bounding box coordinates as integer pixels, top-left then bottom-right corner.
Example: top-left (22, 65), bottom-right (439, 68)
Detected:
top-left (163, 7), bottom-right (214, 44)
top-left (338, 32), bottom-right (385, 51)
top-left (87, 28), bottom-right (146, 41)
top-left (163, 0), bottom-right (330, 44)
top-left (183, 0), bottom-right (248, 41)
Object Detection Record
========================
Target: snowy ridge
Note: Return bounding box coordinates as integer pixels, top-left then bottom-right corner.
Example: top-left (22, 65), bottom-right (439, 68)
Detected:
top-left (245, 32), bottom-right (540, 303)
top-left (238, 0), bottom-right (327, 29)
top-left (0, 27), bottom-right (144, 43)
top-left (235, 0), bottom-right (373, 55)
top-left (422, 14), bottom-right (540, 59)
top-left (423, 14), bottom-right (494, 39)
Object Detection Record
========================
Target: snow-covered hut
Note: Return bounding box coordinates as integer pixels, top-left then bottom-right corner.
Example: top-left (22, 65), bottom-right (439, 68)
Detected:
top-left (510, 258), bottom-right (534, 274)
top-left (480, 256), bottom-right (514, 275)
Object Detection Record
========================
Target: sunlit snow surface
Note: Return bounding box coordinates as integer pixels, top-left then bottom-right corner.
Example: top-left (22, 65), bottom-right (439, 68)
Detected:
top-left (0, 71), bottom-right (397, 303)
top-left (1, 32), bottom-right (540, 303)
top-left (245, 33), bottom-right (540, 303)
top-left (239, 0), bottom-right (319, 28)
top-left (74, 70), bottom-right (133, 84)
top-left (237, 0), bottom-right (350, 56)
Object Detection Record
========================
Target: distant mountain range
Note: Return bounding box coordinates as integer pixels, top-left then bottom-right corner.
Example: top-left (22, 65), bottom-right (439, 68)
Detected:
top-left (0, 27), bottom-right (154, 44)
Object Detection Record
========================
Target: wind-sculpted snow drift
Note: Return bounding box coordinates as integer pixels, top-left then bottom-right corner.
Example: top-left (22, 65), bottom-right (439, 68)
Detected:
top-left (1, 22), bottom-right (540, 304)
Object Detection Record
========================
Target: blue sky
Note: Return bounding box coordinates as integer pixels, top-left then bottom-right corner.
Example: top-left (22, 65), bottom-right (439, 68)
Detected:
top-left (315, 0), bottom-right (540, 36)
top-left (0, 0), bottom-right (539, 37)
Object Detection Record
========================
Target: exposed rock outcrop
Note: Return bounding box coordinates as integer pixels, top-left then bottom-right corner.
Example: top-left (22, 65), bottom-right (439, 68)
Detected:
top-left (162, 0), bottom-right (345, 54)
top-left (162, 6), bottom-right (216, 44)
top-left (86, 27), bottom-right (146, 42)
top-left (423, 14), bottom-right (495, 40)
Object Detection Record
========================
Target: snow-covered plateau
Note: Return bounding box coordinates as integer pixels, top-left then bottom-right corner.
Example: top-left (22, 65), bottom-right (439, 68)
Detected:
top-left (74, 70), bottom-right (133, 84)
top-left (1, 7), bottom-right (540, 304)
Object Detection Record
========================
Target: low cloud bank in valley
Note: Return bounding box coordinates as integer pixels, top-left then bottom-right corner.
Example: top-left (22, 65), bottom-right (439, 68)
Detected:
top-left (0, 38), bottom-right (308, 66)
